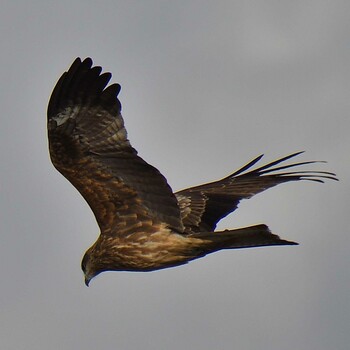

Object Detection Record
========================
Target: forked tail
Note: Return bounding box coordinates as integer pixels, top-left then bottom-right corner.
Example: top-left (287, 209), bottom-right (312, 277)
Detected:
top-left (191, 224), bottom-right (297, 255)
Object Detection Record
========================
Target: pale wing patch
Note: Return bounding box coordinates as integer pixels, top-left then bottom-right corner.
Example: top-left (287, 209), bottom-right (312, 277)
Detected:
top-left (51, 106), bottom-right (80, 126)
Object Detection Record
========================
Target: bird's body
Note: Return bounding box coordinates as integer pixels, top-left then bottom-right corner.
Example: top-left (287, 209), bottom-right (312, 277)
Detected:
top-left (48, 58), bottom-right (337, 286)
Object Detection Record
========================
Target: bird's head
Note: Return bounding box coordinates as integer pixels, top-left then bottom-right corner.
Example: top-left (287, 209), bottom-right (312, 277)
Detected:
top-left (81, 250), bottom-right (96, 287)
top-left (81, 245), bottom-right (107, 287)
top-left (81, 239), bottom-right (126, 286)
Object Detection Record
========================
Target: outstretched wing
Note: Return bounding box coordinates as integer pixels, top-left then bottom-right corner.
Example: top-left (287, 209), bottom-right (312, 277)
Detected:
top-left (48, 58), bottom-right (184, 235)
top-left (176, 152), bottom-right (337, 233)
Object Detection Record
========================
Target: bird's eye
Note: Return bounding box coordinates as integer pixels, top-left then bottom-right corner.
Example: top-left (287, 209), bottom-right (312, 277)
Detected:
top-left (81, 255), bottom-right (88, 272)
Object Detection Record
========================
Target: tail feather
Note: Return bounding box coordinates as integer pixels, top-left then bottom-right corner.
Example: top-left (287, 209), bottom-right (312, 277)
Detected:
top-left (192, 224), bottom-right (297, 253)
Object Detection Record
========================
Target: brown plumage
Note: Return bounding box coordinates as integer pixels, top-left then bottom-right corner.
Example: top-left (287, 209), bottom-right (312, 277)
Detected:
top-left (47, 58), bottom-right (337, 286)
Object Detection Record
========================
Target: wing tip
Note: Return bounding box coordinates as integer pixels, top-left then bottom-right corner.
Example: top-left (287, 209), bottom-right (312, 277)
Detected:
top-left (228, 151), bottom-right (338, 183)
top-left (48, 57), bottom-right (121, 119)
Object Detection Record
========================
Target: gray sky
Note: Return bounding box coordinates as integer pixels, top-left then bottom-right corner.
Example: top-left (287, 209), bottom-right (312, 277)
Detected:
top-left (1, 1), bottom-right (349, 349)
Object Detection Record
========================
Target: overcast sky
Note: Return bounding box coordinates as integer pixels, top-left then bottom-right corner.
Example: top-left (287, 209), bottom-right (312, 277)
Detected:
top-left (1, 1), bottom-right (349, 350)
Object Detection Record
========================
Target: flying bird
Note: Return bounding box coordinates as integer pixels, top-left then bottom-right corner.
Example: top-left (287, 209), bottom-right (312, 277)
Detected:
top-left (47, 58), bottom-right (337, 286)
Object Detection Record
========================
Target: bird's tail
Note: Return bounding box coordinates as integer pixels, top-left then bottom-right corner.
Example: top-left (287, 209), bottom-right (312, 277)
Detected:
top-left (191, 224), bottom-right (297, 255)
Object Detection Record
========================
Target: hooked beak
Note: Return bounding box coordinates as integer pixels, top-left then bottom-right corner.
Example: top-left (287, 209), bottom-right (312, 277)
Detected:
top-left (84, 276), bottom-right (91, 287)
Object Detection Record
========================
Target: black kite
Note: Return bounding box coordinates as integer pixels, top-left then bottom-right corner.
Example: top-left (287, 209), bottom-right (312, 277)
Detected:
top-left (47, 58), bottom-right (337, 286)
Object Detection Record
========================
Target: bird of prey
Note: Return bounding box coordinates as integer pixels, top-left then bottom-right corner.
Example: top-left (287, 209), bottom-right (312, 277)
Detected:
top-left (47, 58), bottom-right (337, 286)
